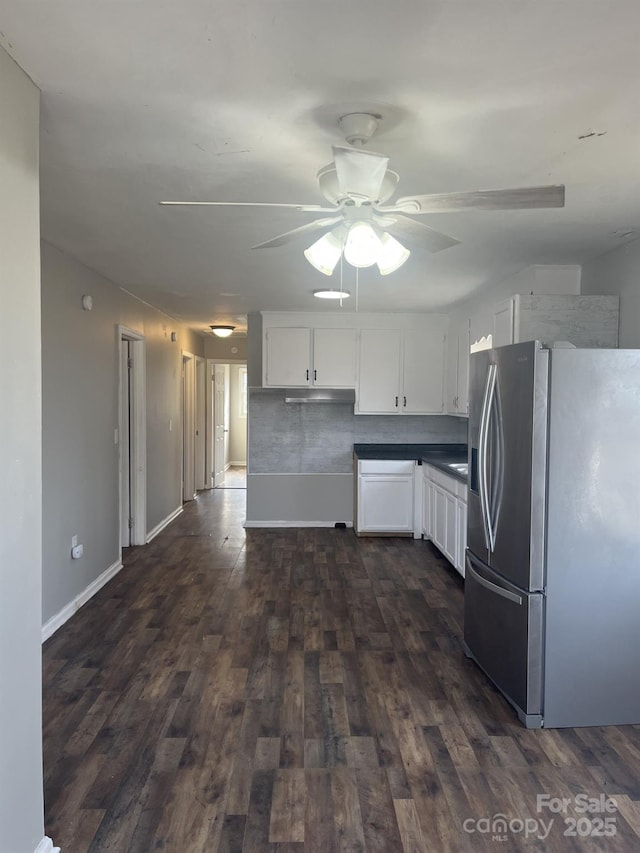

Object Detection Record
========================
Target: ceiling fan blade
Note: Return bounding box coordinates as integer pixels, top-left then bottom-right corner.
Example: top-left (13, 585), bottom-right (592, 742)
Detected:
top-left (388, 185), bottom-right (565, 214)
top-left (332, 146), bottom-right (389, 201)
top-left (383, 214), bottom-right (461, 254)
top-left (252, 216), bottom-right (343, 249)
top-left (160, 201), bottom-right (335, 212)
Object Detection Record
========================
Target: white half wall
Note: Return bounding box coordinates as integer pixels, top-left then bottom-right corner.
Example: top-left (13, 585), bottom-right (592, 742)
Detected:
top-left (246, 474), bottom-right (354, 525)
top-left (0, 44), bottom-right (46, 853)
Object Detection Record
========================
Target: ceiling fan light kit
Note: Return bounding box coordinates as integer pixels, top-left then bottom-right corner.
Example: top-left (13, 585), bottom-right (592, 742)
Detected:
top-left (162, 109), bottom-right (565, 280)
top-left (376, 232), bottom-right (411, 275)
top-left (343, 222), bottom-right (382, 268)
top-left (210, 324), bottom-right (235, 337)
top-left (304, 229), bottom-right (344, 275)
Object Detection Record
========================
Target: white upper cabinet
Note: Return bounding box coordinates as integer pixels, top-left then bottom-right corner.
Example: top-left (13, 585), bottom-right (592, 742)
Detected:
top-left (493, 294), bottom-right (619, 349)
top-left (492, 299), bottom-right (515, 348)
top-left (263, 326), bottom-right (357, 388)
top-left (356, 324), bottom-right (445, 415)
top-left (261, 313), bottom-right (447, 410)
top-left (357, 329), bottom-right (402, 413)
top-left (402, 329), bottom-right (445, 414)
top-left (264, 327), bottom-right (311, 387)
top-left (445, 318), bottom-right (470, 416)
top-left (312, 328), bottom-right (357, 388)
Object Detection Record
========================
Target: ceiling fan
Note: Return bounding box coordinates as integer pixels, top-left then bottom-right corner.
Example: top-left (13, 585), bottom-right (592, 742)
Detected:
top-left (160, 113), bottom-right (565, 276)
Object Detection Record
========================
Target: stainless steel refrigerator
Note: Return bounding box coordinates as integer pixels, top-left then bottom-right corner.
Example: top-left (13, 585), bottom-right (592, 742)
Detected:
top-left (464, 340), bottom-right (640, 728)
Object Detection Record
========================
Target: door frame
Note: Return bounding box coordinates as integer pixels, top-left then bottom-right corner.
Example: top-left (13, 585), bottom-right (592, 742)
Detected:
top-left (118, 325), bottom-right (146, 547)
top-left (195, 356), bottom-right (206, 490)
top-left (182, 351), bottom-right (196, 501)
top-left (213, 363), bottom-right (229, 487)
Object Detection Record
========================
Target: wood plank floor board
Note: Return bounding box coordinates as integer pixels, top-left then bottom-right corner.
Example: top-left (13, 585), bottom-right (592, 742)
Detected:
top-left (42, 489), bottom-right (640, 852)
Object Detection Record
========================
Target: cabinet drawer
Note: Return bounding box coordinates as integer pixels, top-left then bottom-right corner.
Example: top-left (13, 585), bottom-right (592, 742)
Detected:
top-left (359, 459), bottom-right (415, 475)
top-left (423, 463), bottom-right (467, 500)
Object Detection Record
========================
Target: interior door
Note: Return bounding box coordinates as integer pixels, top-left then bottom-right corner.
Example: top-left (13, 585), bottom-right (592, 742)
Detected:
top-left (120, 340), bottom-right (131, 547)
top-left (213, 364), bottom-right (227, 487)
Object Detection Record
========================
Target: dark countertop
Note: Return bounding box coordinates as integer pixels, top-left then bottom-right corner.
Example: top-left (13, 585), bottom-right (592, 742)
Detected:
top-left (421, 454), bottom-right (468, 483)
top-left (354, 442), bottom-right (468, 483)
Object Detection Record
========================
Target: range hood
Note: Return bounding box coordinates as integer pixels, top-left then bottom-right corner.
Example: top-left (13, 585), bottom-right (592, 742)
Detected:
top-left (283, 388), bottom-right (356, 404)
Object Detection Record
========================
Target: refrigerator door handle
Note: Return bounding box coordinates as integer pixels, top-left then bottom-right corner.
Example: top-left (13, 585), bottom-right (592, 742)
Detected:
top-left (479, 363), bottom-right (497, 551)
top-left (466, 557), bottom-right (523, 606)
top-left (487, 366), bottom-right (503, 552)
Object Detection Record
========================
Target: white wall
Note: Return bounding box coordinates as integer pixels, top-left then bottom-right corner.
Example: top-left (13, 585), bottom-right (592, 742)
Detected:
top-left (581, 242), bottom-right (640, 347)
top-left (41, 242), bottom-right (204, 628)
top-left (0, 46), bottom-right (46, 853)
top-left (204, 334), bottom-right (247, 360)
top-left (229, 364), bottom-right (247, 464)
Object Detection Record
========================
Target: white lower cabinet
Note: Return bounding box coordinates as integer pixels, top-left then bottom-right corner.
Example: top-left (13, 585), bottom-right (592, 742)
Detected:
top-left (355, 459), bottom-right (415, 534)
top-left (422, 464), bottom-right (467, 576)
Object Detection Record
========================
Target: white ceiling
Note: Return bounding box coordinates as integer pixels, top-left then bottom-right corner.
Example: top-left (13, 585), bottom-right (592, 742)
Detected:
top-left (3, 1), bottom-right (640, 333)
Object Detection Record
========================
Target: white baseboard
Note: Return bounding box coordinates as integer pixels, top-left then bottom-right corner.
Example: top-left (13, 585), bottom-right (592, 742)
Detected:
top-left (228, 461), bottom-right (247, 467)
top-left (42, 558), bottom-right (123, 643)
top-left (34, 834), bottom-right (60, 852)
top-left (146, 505), bottom-right (183, 543)
top-left (244, 520), bottom-right (353, 528)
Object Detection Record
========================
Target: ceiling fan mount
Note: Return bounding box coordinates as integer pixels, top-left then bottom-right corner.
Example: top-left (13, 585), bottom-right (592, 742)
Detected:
top-left (337, 112), bottom-right (381, 147)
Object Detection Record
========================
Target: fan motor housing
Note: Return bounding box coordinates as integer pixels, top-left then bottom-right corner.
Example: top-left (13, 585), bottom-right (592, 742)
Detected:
top-left (317, 163), bottom-right (399, 205)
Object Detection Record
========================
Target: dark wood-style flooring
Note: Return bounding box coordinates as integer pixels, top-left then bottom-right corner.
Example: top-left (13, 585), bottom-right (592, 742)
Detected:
top-left (43, 489), bottom-right (640, 851)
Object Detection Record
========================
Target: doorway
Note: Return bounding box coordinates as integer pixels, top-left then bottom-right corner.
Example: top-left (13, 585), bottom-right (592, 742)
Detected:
top-left (118, 327), bottom-right (146, 549)
top-left (207, 360), bottom-right (247, 489)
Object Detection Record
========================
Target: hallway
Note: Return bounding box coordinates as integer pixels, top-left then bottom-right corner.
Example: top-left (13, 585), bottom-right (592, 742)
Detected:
top-left (43, 489), bottom-right (640, 852)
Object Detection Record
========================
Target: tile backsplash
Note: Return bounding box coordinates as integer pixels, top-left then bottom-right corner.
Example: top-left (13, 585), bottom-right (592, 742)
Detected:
top-left (248, 389), bottom-right (467, 474)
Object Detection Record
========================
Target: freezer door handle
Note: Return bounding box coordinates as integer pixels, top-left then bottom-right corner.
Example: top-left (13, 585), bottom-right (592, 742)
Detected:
top-left (479, 363), bottom-right (497, 551)
top-left (466, 556), bottom-right (523, 606)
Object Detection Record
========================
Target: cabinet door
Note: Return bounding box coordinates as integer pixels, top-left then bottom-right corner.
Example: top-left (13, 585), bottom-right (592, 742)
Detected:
top-left (443, 490), bottom-right (458, 565)
top-left (445, 326), bottom-right (459, 415)
top-left (402, 329), bottom-right (445, 414)
top-left (313, 328), bottom-right (357, 387)
top-left (358, 474), bottom-right (414, 532)
top-left (456, 497), bottom-right (467, 577)
top-left (493, 298), bottom-right (515, 348)
top-left (432, 484), bottom-right (447, 553)
top-left (457, 323), bottom-right (470, 416)
top-left (356, 329), bottom-right (401, 414)
top-left (264, 327), bottom-right (311, 386)
top-left (422, 474), bottom-right (432, 537)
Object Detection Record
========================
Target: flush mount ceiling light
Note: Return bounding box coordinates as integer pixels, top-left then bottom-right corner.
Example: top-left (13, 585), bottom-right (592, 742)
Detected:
top-left (313, 288), bottom-right (351, 299)
top-left (210, 324), bottom-right (235, 337)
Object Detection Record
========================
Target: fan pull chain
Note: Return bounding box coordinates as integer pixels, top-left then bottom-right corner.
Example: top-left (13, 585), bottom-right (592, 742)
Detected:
top-left (355, 265), bottom-right (359, 313)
